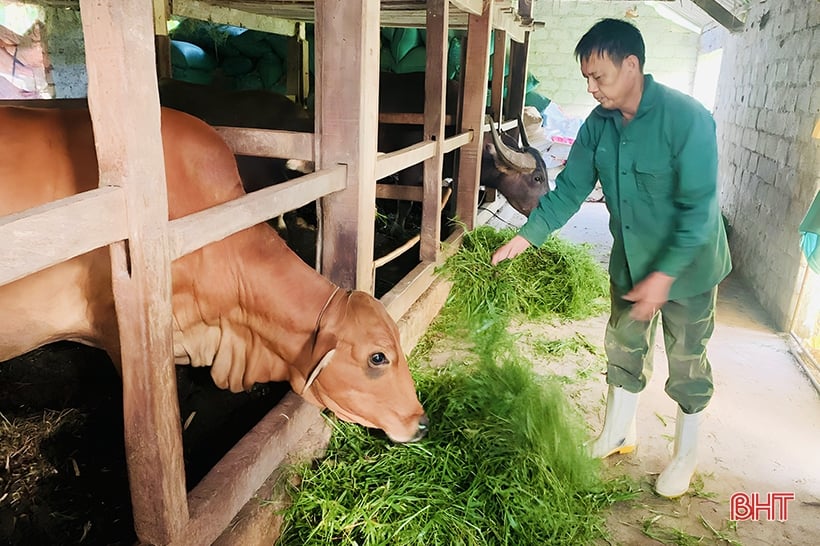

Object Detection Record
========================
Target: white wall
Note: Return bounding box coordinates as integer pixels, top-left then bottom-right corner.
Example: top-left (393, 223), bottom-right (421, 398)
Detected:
top-left (714, 0), bottom-right (820, 329)
top-left (529, 0), bottom-right (702, 119)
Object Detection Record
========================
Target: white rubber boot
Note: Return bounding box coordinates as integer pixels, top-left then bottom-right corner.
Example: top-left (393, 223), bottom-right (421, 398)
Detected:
top-left (655, 407), bottom-right (701, 498)
top-left (589, 385), bottom-right (639, 458)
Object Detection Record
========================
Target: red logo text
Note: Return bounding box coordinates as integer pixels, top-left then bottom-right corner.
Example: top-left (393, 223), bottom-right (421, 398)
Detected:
top-left (730, 492), bottom-right (795, 522)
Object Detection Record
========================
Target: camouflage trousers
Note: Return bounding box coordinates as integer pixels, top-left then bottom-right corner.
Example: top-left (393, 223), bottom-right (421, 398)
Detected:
top-left (604, 284), bottom-right (718, 414)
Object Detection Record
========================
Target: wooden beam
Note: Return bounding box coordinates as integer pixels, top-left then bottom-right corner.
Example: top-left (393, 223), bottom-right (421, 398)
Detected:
top-left (379, 112), bottom-right (455, 126)
top-left (78, 0), bottom-right (187, 543)
top-left (0, 187), bottom-right (127, 287)
top-left (442, 130), bottom-right (473, 153)
top-left (376, 183), bottom-right (424, 202)
top-left (169, 165), bottom-right (346, 260)
top-left (420, 0), bottom-right (449, 263)
top-left (690, 0), bottom-right (745, 32)
top-left (215, 127), bottom-right (315, 161)
top-left (315, 0), bottom-right (381, 291)
top-left (375, 141), bottom-right (436, 181)
top-left (172, 0), bottom-right (299, 35)
top-left (493, 3), bottom-right (527, 43)
top-left (450, 0), bottom-right (483, 16)
top-left (170, 394), bottom-right (325, 546)
top-left (454, 0), bottom-right (494, 230)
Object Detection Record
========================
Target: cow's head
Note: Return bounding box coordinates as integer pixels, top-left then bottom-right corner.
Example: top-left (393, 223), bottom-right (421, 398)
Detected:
top-left (483, 116), bottom-right (550, 217)
top-left (297, 289), bottom-right (428, 443)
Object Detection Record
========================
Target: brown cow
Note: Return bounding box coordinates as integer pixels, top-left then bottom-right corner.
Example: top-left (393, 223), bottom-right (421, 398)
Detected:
top-left (0, 105), bottom-right (428, 443)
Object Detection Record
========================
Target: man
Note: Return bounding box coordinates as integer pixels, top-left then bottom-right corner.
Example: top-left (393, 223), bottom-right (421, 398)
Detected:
top-left (491, 18), bottom-right (731, 498)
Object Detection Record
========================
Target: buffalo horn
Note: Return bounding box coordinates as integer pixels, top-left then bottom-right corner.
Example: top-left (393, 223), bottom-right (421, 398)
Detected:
top-left (486, 115), bottom-right (536, 172)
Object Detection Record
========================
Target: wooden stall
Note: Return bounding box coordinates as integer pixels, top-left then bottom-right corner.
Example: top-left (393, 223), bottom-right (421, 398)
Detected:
top-left (0, 1), bottom-right (536, 543)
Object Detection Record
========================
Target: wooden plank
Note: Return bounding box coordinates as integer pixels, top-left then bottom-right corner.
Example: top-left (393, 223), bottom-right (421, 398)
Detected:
top-left (170, 165), bottom-right (345, 259)
top-left (493, 3), bottom-right (527, 43)
top-left (420, 0), bottom-right (449, 263)
top-left (375, 140), bottom-right (436, 180)
top-left (315, 0), bottom-right (381, 291)
top-left (171, 394), bottom-right (325, 546)
top-left (450, 0), bottom-right (483, 16)
top-left (78, 1), bottom-right (187, 543)
top-left (379, 112), bottom-right (454, 126)
top-left (454, 0), bottom-right (493, 230)
top-left (0, 187), bottom-right (127, 288)
top-left (215, 127), bottom-right (315, 161)
top-left (172, 0), bottom-right (299, 35)
top-left (376, 183), bottom-right (424, 202)
top-left (442, 130), bottom-right (473, 154)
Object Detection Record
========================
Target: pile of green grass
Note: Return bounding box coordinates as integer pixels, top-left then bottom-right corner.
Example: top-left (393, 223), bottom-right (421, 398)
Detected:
top-left (277, 319), bottom-right (632, 545)
top-left (438, 226), bottom-right (608, 323)
top-left (275, 227), bottom-right (631, 545)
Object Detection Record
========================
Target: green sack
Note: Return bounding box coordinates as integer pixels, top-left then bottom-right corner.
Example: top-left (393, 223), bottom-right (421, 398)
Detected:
top-left (171, 66), bottom-right (214, 85)
top-left (170, 40), bottom-right (216, 71)
top-left (390, 28), bottom-right (421, 63)
top-left (394, 45), bottom-right (426, 74)
top-left (220, 56), bottom-right (254, 77)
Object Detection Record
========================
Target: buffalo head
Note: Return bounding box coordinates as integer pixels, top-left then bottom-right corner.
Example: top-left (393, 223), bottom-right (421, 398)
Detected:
top-left (483, 115), bottom-right (550, 217)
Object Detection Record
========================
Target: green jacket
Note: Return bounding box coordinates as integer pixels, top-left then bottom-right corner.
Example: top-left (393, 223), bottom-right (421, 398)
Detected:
top-left (519, 75), bottom-right (731, 300)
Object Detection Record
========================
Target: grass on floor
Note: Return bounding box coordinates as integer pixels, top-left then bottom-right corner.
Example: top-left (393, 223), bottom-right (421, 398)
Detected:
top-left (275, 226), bottom-right (634, 545)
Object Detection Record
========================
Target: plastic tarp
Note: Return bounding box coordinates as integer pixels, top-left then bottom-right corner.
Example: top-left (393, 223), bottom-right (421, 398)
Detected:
top-left (800, 192), bottom-right (820, 274)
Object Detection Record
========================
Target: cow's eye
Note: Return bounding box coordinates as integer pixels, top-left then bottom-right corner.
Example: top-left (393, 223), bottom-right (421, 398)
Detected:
top-left (368, 352), bottom-right (390, 367)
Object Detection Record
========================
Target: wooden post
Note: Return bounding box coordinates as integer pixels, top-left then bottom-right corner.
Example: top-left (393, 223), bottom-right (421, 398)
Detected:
top-left (420, 0), bottom-right (449, 263)
top-left (153, 0), bottom-right (172, 79)
top-left (315, 0), bottom-right (381, 290)
top-left (486, 28), bottom-right (507, 204)
top-left (455, 0), bottom-right (494, 230)
top-left (286, 23), bottom-right (309, 106)
top-left (490, 30), bottom-right (506, 122)
top-left (505, 31), bottom-right (529, 128)
top-left (79, 1), bottom-right (187, 543)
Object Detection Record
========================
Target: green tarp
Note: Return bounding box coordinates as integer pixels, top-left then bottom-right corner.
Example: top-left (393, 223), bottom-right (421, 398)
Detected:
top-left (800, 192), bottom-right (820, 273)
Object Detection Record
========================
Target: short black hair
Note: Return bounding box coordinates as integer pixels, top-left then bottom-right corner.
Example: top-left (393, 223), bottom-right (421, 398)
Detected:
top-left (574, 18), bottom-right (645, 70)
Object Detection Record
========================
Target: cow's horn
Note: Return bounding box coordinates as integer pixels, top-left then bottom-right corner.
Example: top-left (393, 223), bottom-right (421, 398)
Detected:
top-left (487, 115), bottom-right (536, 172)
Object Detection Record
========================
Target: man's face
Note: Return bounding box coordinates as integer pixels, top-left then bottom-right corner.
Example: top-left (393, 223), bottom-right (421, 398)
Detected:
top-left (580, 52), bottom-right (640, 111)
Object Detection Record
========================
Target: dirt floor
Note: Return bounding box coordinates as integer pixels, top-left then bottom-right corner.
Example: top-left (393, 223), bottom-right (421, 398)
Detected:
top-left (480, 198), bottom-right (820, 545)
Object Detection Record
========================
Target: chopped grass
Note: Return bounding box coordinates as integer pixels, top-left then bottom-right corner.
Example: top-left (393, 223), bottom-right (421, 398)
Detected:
top-left (275, 226), bottom-right (633, 545)
top-left (437, 226), bottom-right (608, 326)
top-left (277, 323), bottom-right (635, 545)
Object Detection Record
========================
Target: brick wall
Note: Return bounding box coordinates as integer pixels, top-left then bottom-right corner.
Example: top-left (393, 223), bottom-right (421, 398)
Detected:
top-left (530, 1), bottom-right (701, 118)
top-left (714, 0), bottom-right (820, 329)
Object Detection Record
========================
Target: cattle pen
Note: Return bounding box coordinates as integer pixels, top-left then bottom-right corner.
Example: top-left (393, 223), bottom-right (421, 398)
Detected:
top-left (0, 1), bottom-right (538, 544)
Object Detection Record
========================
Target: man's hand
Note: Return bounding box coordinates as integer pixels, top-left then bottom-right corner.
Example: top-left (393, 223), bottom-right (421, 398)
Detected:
top-left (491, 235), bottom-right (532, 265)
top-left (622, 272), bottom-right (675, 321)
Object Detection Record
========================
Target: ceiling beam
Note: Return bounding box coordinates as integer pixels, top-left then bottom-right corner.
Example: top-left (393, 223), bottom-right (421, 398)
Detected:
top-left (690, 0), bottom-right (745, 32)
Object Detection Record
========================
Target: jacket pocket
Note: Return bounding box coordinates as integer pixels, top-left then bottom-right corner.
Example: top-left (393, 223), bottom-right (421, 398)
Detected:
top-left (634, 159), bottom-right (674, 197)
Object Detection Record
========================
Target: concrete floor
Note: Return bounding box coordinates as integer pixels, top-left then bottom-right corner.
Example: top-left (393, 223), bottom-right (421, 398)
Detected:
top-left (478, 196), bottom-right (820, 545)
